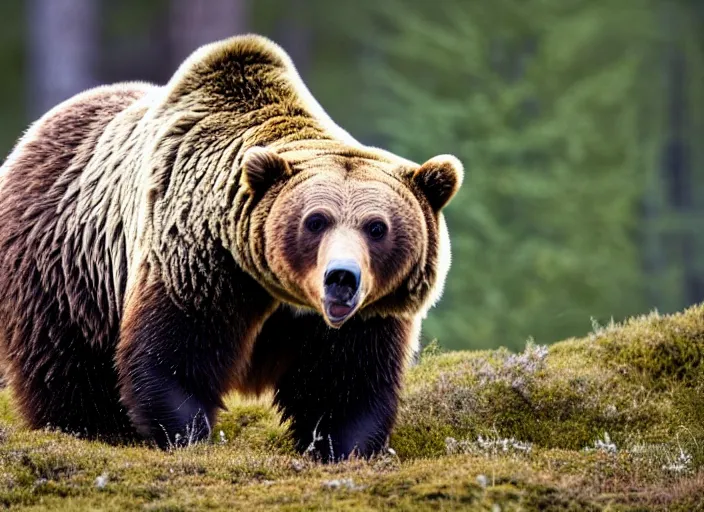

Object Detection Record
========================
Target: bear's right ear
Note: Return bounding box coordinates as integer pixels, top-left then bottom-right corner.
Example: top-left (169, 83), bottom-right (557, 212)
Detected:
top-left (241, 146), bottom-right (292, 192)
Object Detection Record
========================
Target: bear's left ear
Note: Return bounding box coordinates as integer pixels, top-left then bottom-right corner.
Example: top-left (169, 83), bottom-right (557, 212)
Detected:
top-left (241, 146), bottom-right (293, 193)
top-left (411, 155), bottom-right (464, 212)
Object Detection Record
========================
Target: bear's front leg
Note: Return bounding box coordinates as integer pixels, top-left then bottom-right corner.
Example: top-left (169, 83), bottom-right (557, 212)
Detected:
top-left (272, 313), bottom-right (416, 462)
top-left (117, 274), bottom-right (273, 449)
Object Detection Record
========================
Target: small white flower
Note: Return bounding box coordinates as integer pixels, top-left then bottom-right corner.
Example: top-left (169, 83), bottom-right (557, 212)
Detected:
top-left (94, 472), bottom-right (109, 489)
top-left (662, 449), bottom-right (693, 473)
top-left (322, 478), bottom-right (360, 490)
top-left (587, 432), bottom-right (617, 453)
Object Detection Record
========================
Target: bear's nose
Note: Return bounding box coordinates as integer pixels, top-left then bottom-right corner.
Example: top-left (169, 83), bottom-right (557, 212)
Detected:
top-left (324, 259), bottom-right (361, 302)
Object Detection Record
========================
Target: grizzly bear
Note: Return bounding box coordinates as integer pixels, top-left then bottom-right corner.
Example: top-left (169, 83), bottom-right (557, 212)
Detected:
top-left (0, 35), bottom-right (462, 460)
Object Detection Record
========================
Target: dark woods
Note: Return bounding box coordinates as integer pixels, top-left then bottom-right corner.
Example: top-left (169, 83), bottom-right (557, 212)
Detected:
top-left (1, 0), bottom-right (702, 351)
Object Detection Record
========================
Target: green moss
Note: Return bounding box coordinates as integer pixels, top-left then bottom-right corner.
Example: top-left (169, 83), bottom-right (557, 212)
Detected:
top-left (214, 395), bottom-right (294, 455)
top-left (1, 305), bottom-right (704, 509)
top-left (392, 304), bottom-right (704, 463)
top-left (390, 422), bottom-right (458, 460)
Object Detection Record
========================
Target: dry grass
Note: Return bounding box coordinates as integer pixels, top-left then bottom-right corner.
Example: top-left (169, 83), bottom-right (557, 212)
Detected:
top-left (1, 304), bottom-right (704, 510)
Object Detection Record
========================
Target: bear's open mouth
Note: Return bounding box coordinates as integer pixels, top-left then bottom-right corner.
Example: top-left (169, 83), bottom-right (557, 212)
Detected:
top-left (323, 291), bottom-right (360, 326)
top-left (322, 261), bottom-right (362, 326)
top-left (326, 302), bottom-right (354, 321)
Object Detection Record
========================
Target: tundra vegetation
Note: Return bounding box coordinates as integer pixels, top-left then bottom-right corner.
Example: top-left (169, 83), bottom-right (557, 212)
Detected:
top-left (0, 304), bottom-right (703, 510)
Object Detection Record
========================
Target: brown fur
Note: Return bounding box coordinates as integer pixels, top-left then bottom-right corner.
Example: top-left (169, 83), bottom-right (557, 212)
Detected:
top-left (0, 35), bottom-right (462, 457)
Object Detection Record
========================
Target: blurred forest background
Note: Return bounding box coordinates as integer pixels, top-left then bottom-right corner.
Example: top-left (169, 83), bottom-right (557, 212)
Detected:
top-left (0, 0), bottom-right (702, 351)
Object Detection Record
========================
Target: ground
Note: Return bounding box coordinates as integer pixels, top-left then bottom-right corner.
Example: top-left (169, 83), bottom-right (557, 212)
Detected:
top-left (0, 304), bottom-right (703, 511)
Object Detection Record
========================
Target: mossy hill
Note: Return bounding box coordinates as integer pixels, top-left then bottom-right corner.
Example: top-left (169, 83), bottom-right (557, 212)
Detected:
top-left (1, 304), bottom-right (703, 510)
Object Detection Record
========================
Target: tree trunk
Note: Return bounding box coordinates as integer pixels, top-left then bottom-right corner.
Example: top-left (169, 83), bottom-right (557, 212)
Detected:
top-left (275, 0), bottom-right (311, 78)
top-left (26, 0), bottom-right (100, 118)
top-left (660, 2), bottom-right (704, 308)
top-left (169, 0), bottom-right (249, 67)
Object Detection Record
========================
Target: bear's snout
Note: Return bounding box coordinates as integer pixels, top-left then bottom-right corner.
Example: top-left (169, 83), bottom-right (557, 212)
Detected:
top-left (323, 259), bottom-right (362, 326)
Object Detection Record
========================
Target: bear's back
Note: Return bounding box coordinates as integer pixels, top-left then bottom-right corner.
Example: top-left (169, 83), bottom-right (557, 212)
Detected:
top-left (1, 83), bottom-right (152, 186)
top-left (0, 82), bottom-right (155, 347)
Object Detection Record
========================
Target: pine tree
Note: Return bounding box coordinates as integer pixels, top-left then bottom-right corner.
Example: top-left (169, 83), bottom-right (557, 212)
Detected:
top-left (360, 0), bottom-right (669, 349)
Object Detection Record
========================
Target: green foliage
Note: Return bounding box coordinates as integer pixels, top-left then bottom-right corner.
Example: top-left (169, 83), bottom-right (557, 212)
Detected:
top-left (0, 0), bottom-right (26, 159)
top-left (356, 0), bottom-right (682, 349)
top-left (1, 1), bottom-right (703, 352)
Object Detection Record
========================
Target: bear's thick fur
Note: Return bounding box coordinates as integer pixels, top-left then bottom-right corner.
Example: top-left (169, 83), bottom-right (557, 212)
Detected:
top-left (0, 35), bottom-right (462, 460)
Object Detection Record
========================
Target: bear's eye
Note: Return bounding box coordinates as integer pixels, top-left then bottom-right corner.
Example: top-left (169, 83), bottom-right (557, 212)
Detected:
top-left (305, 213), bottom-right (328, 234)
top-left (367, 220), bottom-right (388, 241)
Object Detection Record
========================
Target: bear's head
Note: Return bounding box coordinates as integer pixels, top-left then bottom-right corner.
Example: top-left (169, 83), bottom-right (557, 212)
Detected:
top-left (239, 143), bottom-right (463, 327)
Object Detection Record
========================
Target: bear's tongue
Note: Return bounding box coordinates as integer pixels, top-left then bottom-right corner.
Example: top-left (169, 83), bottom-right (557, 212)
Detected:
top-left (328, 303), bottom-right (353, 319)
